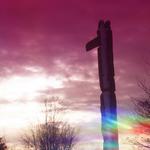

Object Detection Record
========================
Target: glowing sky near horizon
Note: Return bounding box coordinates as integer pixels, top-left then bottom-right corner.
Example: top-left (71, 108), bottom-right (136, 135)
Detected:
top-left (0, 0), bottom-right (150, 149)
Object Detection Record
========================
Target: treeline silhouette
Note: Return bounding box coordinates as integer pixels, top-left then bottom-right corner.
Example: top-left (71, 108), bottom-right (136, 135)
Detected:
top-left (0, 137), bottom-right (7, 150)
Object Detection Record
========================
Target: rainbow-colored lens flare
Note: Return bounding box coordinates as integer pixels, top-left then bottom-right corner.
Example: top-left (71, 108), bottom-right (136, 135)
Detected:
top-left (100, 109), bottom-right (150, 149)
top-left (101, 112), bottom-right (119, 149)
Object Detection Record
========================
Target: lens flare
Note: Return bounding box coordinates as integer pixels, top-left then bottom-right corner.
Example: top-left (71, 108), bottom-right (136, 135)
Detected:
top-left (99, 108), bottom-right (150, 149)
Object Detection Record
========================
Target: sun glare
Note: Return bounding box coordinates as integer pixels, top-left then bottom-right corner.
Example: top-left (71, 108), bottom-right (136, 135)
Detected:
top-left (0, 75), bottom-right (63, 101)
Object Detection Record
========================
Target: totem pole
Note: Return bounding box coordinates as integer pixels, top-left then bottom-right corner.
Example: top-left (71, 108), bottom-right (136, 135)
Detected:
top-left (85, 20), bottom-right (119, 150)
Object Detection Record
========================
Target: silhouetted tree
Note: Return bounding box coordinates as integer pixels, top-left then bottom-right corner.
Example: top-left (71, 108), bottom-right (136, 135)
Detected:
top-left (0, 137), bottom-right (7, 150)
top-left (21, 97), bottom-right (77, 150)
top-left (132, 79), bottom-right (150, 149)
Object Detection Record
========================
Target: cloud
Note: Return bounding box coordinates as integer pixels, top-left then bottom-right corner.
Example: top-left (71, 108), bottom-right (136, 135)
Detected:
top-left (0, 0), bottom-right (149, 114)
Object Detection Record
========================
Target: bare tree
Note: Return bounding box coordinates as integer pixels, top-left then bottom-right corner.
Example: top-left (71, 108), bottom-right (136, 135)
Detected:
top-left (131, 79), bottom-right (150, 149)
top-left (0, 137), bottom-right (7, 150)
top-left (21, 97), bottom-right (77, 150)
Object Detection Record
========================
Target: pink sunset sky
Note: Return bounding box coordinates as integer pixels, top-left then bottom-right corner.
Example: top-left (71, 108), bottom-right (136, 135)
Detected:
top-left (0, 0), bottom-right (150, 149)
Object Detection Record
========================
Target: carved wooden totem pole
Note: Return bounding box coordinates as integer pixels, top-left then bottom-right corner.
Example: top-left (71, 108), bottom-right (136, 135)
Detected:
top-left (86, 20), bottom-right (119, 150)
